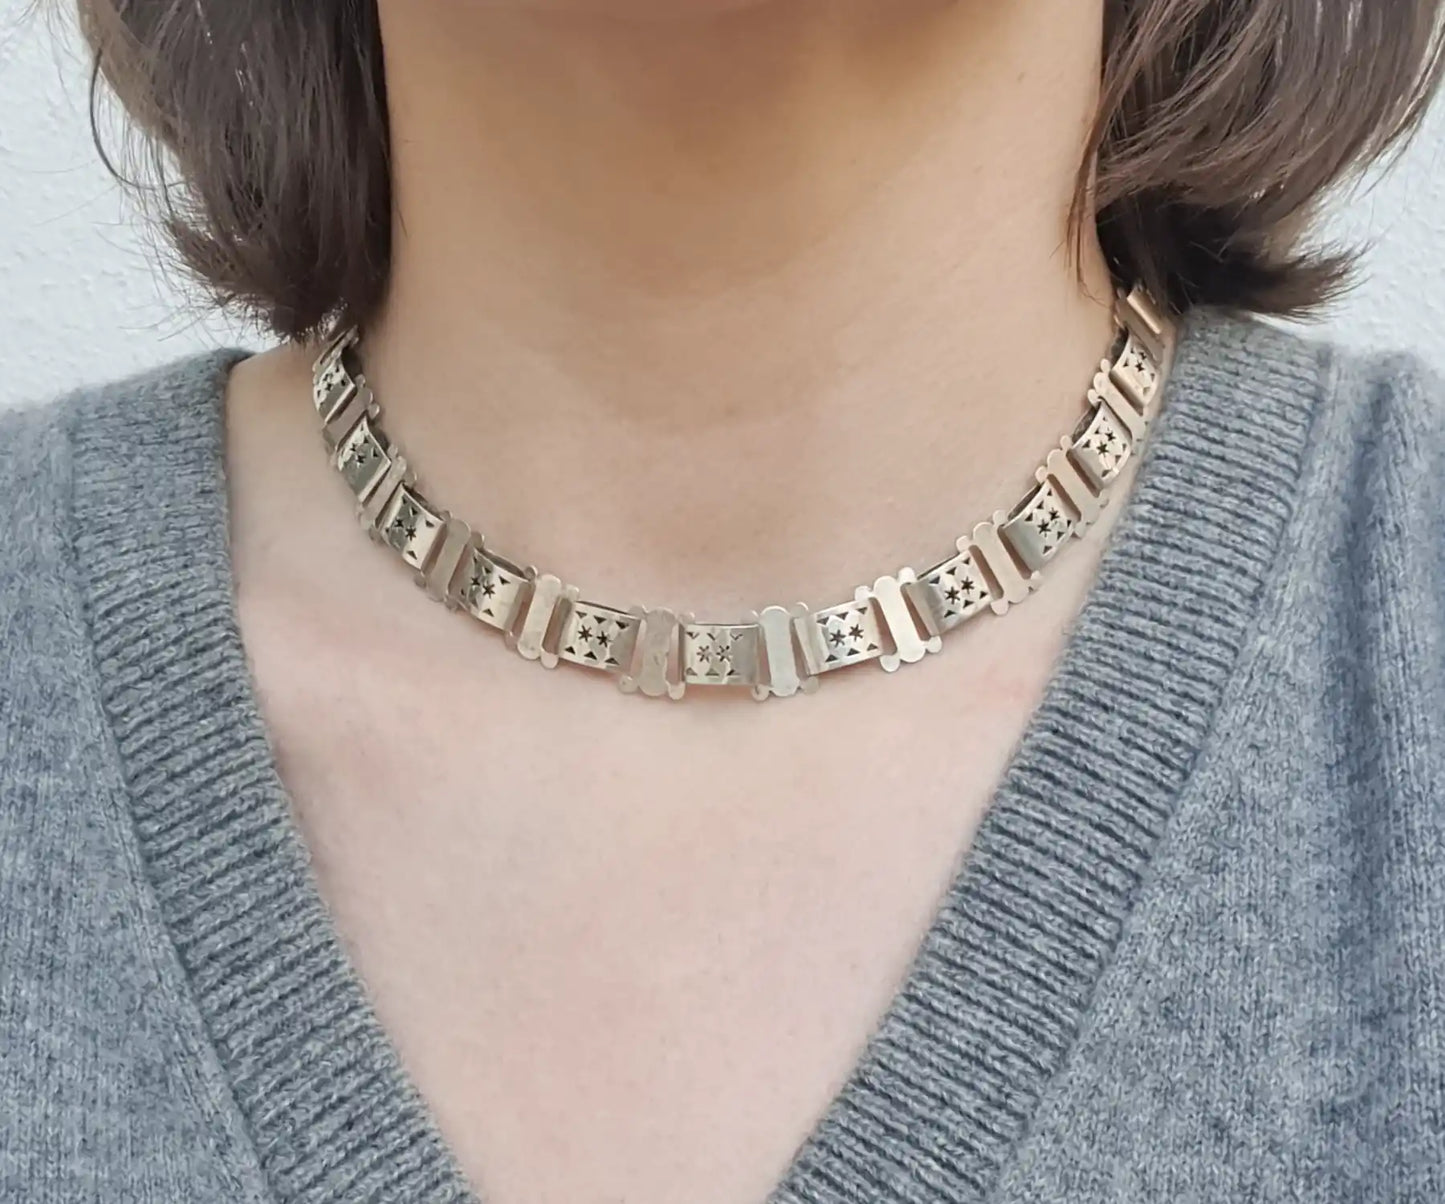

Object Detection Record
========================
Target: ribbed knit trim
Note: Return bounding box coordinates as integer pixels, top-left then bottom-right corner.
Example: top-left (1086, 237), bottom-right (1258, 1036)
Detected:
top-left (68, 352), bottom-right (476, 1204)
top-left (66, 308), bottom-right (1326, 1204)
top-left (770, 310), bottom-right (1326, 1203)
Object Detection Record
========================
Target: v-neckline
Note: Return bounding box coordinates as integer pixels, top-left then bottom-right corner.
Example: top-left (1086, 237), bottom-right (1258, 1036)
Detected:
top-left (67, 305), bottom-right (1323, 1203)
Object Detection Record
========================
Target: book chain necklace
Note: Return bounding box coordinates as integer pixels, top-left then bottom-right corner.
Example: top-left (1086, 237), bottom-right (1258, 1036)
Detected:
top-left (310, 285), bottom-right (1176, 702)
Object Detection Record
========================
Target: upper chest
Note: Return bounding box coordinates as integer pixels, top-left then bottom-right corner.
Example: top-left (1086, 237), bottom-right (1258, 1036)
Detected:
top-left (239, 570), bottom-right (1081, 1204)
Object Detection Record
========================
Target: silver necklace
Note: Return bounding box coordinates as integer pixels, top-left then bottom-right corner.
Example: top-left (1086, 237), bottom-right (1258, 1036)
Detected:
top-left (310, 285), bottom-right (1175, 702)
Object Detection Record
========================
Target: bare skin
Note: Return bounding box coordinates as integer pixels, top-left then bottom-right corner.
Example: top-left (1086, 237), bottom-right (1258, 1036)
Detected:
top-left (224, 3), bottom-right (1134, 1202)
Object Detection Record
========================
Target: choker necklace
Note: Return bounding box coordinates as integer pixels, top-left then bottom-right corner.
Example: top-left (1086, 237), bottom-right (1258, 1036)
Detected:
top-left (310, 285), bottom-right (1176, 702)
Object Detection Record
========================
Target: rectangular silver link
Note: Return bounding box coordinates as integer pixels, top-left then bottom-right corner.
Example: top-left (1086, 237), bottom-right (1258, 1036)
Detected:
top-left (312, 351), bottom-right (355, 420)
top-left (334, 415), bottom-right (392, 501)
top-left (796, 596), bottom-right (886, 677)
top-left (1000, 478), bottom-right (1075, 573)
top-left (556, 600), bottom-right (642, 673)
top-left (1118, 285), bottom-right (1168, 360)
top-left (459, 541), bottom-right (531, 633)
top-left (377, 485), bottom-right (445, 572)
top-left (868, 573), bottom-right (940, 669)
top-left (620, 607), bottom-right (684, 699)
top-left (1042, 450), bottom-right (1102, 531)
top-left (755, 604), bottom-right (813, 699)
top-left (357, 454), bottom-right (408, 531)
top-left (681, 621), bottom-right (763, 688)
top-left (914, 545), bottom-right (993, 635)
top-left (1070, 401), bottom-right (1132, 490)
top-left (424, 516), bottom-right (472, 603)
top-left (1089, 368), bottom-right (1146, 442)
top-left (322, 382), bottom-right (372, 453)
top-left (512, 574), bottom-right (574, 664)
top-left (1110, 331), bottom-right (1161, 412)
top-left (971, 516), bottom-right (1034, 609)
top-left (312, 324), bottom-right (357, 376)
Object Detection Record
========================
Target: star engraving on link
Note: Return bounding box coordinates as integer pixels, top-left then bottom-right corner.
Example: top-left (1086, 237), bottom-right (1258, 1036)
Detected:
top-left (387, 505), bottom-right (415, 542)
top-left (1030, 495), bottom-right (1068, 547)
top-left (565, 609), bottom-right (625, 667)
top-left (1082, 410), bottom-right (1129, 477)
top-left (466, 558), bottom-right (503, 613)
top-left (943, 572), bottom-right (982, 610)
top-left (692, 630), bottom-right (736, 679)
top-left (926, 555), bottom-right (988, 624)
top-left (1124, 345), bottom-right (1157, 384)
top-left (387, 499), bottom-right (437, 550)
top-left (316, 361), bottom-right (345, 400)
top-left (953, 572), bottom-right (988, 609)
top-left (822, 608), bottom-right (878, 663)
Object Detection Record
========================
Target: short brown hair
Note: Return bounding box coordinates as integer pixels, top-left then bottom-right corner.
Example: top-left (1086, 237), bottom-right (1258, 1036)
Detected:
top-left (78, 1), bottom-right (1445, 340)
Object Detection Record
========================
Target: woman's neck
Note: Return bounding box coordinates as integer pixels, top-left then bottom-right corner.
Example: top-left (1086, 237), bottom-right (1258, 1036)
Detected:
top-left (358, 0), bottom-right (1116, 608)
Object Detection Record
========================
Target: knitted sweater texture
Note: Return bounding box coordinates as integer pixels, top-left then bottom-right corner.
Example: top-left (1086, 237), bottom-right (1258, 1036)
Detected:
top-left (1, 306), bottom-right (1443, 1203)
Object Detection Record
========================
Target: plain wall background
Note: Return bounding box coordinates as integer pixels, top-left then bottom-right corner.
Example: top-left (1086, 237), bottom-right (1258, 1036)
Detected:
top-left (2, 1), bottom-right (1443, 409)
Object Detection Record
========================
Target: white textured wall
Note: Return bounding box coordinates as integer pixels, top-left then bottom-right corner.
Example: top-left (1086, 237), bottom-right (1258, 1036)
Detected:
top-left (2, 1), bottom-right (1443, 409)
top-left (0, 2), bottom-right (252, 407)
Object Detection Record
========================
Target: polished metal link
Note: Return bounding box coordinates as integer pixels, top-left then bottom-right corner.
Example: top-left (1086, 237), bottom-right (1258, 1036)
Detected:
top-left (796, 594), bottom-right (890, 677)
top-left (311, 285), bottom-right (1176, 701)
top-left (556, 600), bottom-right (642, 673)
top-left (458, 540), bottom-right (530, 633)
top-left (914, 545), bottom-right (993, 636)
top-left (680, 620), bottom-right (765, 689)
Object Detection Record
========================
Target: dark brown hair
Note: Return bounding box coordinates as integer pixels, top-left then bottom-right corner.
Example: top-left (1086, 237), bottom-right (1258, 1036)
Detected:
top-left (77, 0), bottom-right (1445, 340)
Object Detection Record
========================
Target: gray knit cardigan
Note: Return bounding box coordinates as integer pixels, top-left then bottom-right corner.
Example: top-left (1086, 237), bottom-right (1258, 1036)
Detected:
top-left (1, 306), bottom-right (1443, 1203)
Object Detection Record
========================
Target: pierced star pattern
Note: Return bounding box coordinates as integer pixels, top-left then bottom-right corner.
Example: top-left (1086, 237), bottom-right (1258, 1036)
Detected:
top-left (1114, 333), bottom-right (1160, 402)
top-left (1072, 403), bottom-right (1133, 489)
top-left (337, 420), bottom-right (390, 497)
top-left (313, 356), bottom-right (349, 412)
top-left (557, 602), bottom-right (640, 672)
top-left (462, 546), bottom-right (529, 631)
top-left (920, 549), bottom-right (992, 632)
top-left (1000, 477), bottom-right (1077, 572)
top-left (1089, 410), bottom-right (1126, 472)
top-left (380, 488), bottom-right (442, 569)
top-left (810, 600), bottom-right (885, 671)
top-left (1020, 481), bottom-right (1073, 559)
top-left (682, 623), bottom-right (759, 686)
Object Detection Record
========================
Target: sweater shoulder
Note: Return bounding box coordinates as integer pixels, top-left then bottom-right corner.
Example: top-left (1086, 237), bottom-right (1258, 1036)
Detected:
top-left (0, 349), bottom-right (247, 777)
top-left (0, 390), bottom-right (76, 579)
top-left (1186, 310), bottom-right (1444, 556)
top-left (1234, 312), bottom-right (1445, 668)
top-left (1321, 328), bottom-right (1445, 466)
top-left (0, 354), bottom-right (269, 1203)
top-left (0, 350), bottom-right (246, 601)
top-left (0, 389), bottom-right (86, 694)
top-left (1236, 317), bottom-right (1445, 794)
top-left (1300, 326), bottom-right (1445, 592)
